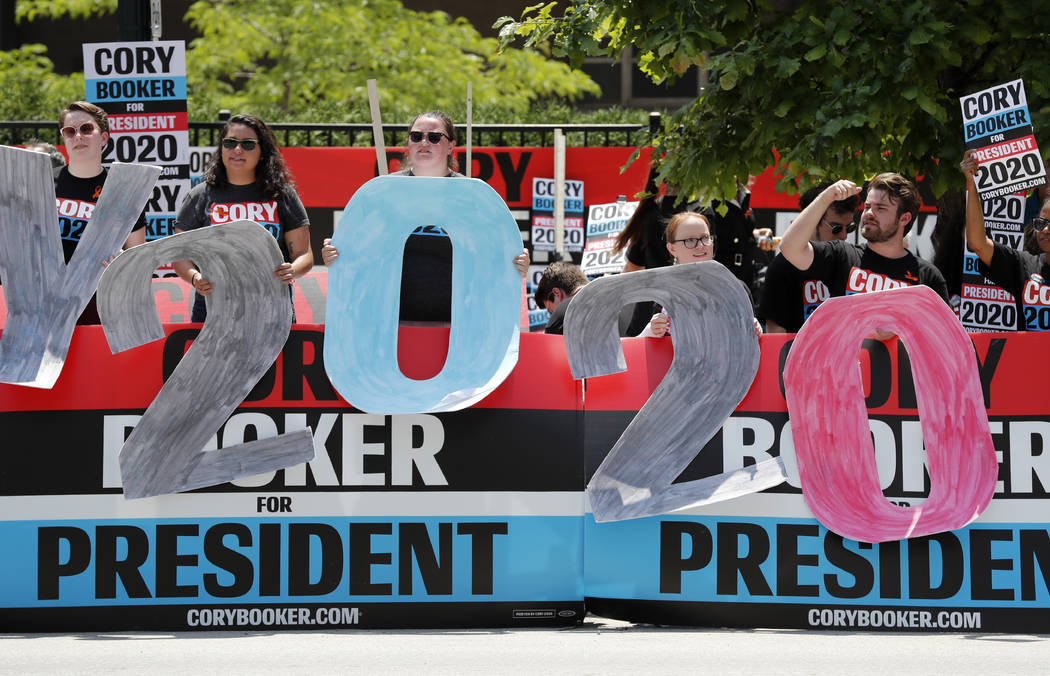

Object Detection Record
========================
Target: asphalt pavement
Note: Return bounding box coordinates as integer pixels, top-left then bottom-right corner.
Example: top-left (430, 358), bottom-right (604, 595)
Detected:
top-left (3, 616), bottom-right (1048, 675)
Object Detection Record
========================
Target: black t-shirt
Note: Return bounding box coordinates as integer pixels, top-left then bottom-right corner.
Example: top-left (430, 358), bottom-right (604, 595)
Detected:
top-left (54, 165), bottom-right (147, 324)
top-left (392, 169), bottom-right (464, 322)
top-left (543, 294), bottom-right (572, 335)
top-left (979, 242), bottom-right (1050, 331)
top-left (808, 240), bottom-right (949, 302)
top-left (758, 253), bottom-right (830, 332)
top-left (176, 180), bottom-right (310, 322)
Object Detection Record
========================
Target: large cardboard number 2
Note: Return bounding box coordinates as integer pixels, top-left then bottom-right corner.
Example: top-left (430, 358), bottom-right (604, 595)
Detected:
top-left (0, 147), bottom-right (158, 388)
top-left (564, 262), bottom-right (785, 522)
top-left (324, 175), bottom-right (523, 414)
top-left (96, 221), bottom-right (314, 499)
top-left (784, 285), bottom-right (997, 543)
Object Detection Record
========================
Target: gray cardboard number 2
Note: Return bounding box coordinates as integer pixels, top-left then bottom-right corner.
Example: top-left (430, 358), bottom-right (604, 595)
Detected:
top-left (97, 221), bottom-right (314, 499)
top-left (0, 146), bottom-right (159, 388)
top-left (564, 262), bottom-right (786, 522)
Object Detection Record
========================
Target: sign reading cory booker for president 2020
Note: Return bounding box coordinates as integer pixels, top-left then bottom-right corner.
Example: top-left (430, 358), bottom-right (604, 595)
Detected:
top-left (960, 79), bottom-right (1046, 201)
top-left (83, 41), bottom-right (190, 254)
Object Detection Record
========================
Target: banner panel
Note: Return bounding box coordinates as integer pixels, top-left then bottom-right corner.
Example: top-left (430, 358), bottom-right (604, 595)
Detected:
top-left (581, 332), bottom-right (1050, 631)
top-left (0, 328), bottom-right (584, 631)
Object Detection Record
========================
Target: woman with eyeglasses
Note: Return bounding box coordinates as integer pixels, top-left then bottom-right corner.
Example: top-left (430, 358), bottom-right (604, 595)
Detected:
top-left (55, 101), bottom-right (148, 324)
top-left (638, 211), bottom-right (762, 338)
top-left (173, 113), bottom-right (312, 322)
top-left (963, 149), bottom-right (1050, 331)
top-left (321, 110), bottom-right (528, 323)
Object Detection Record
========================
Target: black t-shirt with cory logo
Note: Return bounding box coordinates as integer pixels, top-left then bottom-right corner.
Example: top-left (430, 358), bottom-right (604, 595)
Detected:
top-left (807, 240), bottom-right (949, 304)
top-left (55, 165), bottom-right (147, 264)
top-left (54, 165), bottom-right (147, 324)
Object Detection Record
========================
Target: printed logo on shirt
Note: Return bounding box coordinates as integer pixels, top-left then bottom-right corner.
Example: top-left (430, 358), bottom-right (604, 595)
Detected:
top-left (210, 201), bottom-right (280, 239)
top-left (412, 224), bottom-right (448, 237)
top-left (56, 197), bottom-right (95, 242)
top-left (801, 279), bottom-right (830, 319)
top-left (1021, 278), bottom-right (1050, 331)
top-left (845, 267), bottom-right (913, 295)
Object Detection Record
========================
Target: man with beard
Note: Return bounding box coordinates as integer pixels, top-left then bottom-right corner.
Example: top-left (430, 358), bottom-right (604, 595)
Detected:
top-left (778, 174), bottom-right (948, 321)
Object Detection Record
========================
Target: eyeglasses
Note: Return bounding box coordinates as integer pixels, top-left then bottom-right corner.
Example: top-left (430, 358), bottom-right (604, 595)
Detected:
top-left (1031, 217), bottom-right (1050, 233)
top-left (408, 130), bottom-right (451, 144)
top-left (820, 217), bottom-right (857, 235)
top-left (669, 235), bottom-right (715, 248)
top-left (60, 122), bottom-right (97, 139)
top-left (221, 137), bottom-right (259, 151)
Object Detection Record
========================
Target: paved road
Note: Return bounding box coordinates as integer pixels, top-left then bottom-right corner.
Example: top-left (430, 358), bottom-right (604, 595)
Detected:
top-left (4, 616), bottom-right (1047, 675)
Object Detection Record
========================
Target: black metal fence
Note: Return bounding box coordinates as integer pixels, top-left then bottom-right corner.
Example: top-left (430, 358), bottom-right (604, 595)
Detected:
top-left (1, 118), bottom-right (658, 149)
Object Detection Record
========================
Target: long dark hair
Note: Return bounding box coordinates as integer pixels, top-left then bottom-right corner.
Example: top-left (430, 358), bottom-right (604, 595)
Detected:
top-left (402, 110), bottom-right (458, 173)
top-left (205, 113), bottom-right (294, 198)
top-left (613, 163), bottom-right (660, 254)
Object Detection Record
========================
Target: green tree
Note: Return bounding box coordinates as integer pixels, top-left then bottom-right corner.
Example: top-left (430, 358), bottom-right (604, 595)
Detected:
top-left (183, 0), bottom-right (599, 123)
top-left (497, 0), bottom-right (1050, 201)
top-left (0, 45), bottom-right (83, 123)
top-left (4, 0), bottom-right (601, 125)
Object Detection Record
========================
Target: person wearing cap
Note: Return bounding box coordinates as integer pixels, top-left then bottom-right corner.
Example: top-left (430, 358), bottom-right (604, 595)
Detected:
top-left (759, 181), bottom-right (860, 333)
top-left (962, 149), bottom-right (1050, 330)
top-left (534, 261), bottom-right (588, 335)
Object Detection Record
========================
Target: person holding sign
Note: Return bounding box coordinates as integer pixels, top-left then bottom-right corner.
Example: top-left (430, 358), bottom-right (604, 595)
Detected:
top-left (778, 174), bottom-right (948, 336)
top-left (759, 181), bottom-right (859, 332)
top-left (962, 149), bottom-right (1050, 330)
top-left (173, 113), bottom-right (313, 322)
top-left (56, 101), bottom-right (148, 324)
top-left (637, 212), bottom-right (762, 338)
top-left (321, 110), bottom-right (528, 323)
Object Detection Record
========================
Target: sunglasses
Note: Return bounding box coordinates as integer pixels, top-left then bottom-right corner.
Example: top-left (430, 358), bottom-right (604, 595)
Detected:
top-left (60, 122), bottom-right (97, 139)
top-left (821, 217), bottom-right (857, 235)
top-left (1032, 217), bottom-right (1050, 233)
top-left (408, 130), bottom-right (451, 144)
top-left (221, 137), bottom-right (259, 151)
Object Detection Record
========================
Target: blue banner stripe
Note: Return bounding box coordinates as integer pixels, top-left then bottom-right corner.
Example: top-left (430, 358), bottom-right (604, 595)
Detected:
top-left (2, 515), bottom-right (582, 607)
top-left (87, 77), bottom-right (188, 102)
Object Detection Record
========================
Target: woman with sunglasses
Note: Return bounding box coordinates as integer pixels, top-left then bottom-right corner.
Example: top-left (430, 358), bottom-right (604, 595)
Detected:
top-left (55, 101), bottom-right (148, 324)
top-left (963, 149), bottom-right (1050, 331)
top-left (638, 211), bottom-right (762, 338)
top-left (321, 110), bottom-right (528, 323)
top-left (174, 113), bottom-right (312, 322)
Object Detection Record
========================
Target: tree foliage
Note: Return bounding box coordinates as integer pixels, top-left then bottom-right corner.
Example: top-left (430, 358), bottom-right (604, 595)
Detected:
top-left (183, 0), bottom-right (599, 123)
top-left (0, 45), bottom-right (83, 122)
top-left (497, 0), bottom-right (1050, 201)
top-left (5, 0), bottom-right (601, 126)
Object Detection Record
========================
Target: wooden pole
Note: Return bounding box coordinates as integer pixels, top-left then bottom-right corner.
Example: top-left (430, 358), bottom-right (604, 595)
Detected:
top-left (367, 79), bottom-right (387, 176)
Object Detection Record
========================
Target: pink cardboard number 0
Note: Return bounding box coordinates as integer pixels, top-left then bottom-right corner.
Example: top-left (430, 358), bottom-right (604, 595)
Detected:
top-left (784, 285), bottom-right (997, 543)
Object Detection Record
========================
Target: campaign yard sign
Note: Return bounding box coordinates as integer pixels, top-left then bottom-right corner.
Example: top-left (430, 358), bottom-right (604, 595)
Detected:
top-left (83, 41), bottom-right (190, 251)
top-left (531, 178), bottom-right (584, 253)
top-left (961, 79), bottom-right (1046, 201)
top-left (581, 199), bottom-right (638, 276)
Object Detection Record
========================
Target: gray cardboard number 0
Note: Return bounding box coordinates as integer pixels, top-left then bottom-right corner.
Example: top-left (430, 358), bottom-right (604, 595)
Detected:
top-left (97, 221), bottom-right (314, 499)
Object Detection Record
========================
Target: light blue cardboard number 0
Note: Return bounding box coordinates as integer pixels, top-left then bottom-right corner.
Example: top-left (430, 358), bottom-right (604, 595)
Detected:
top-left (324, 175), bottom-right (522, 413)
